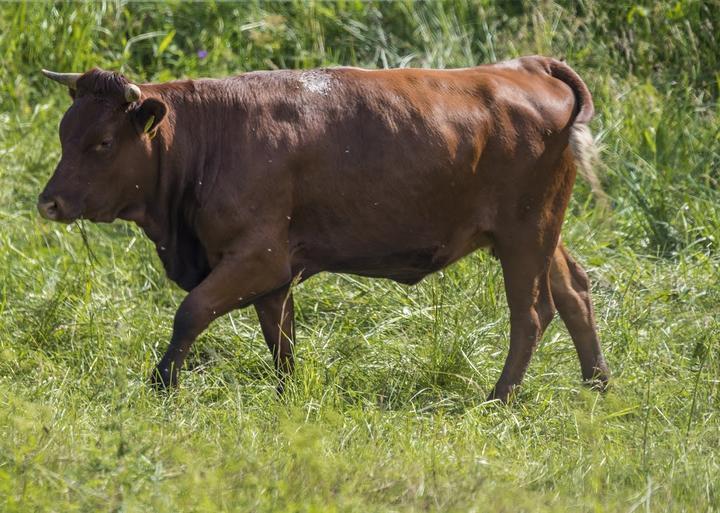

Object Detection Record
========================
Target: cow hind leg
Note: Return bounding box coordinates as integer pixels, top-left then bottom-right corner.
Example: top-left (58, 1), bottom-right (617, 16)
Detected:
top-left (550, 243), bottom-right (610, 389)
top-left (254, 285), bottom-right (296, 394)
top-left (488, 245), bottom-right (556, 403)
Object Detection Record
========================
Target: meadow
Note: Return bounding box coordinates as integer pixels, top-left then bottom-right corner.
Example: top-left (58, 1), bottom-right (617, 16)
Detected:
top-left (0, 1), bottom-right (719, 511)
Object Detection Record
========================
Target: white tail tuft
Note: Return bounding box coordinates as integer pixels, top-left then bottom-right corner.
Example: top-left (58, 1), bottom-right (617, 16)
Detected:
top-left (569, 124), bottom-right (607, 207)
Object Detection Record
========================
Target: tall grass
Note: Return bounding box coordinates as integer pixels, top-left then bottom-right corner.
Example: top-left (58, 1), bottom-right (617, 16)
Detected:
top-left (0, 1), bottom-right (718, 511)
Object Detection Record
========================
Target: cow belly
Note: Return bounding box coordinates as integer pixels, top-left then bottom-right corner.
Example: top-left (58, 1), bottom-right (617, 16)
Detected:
top-left (290, 222), bottom-right (493, 285)
top-left (326, 247), bottom-right (441, 284)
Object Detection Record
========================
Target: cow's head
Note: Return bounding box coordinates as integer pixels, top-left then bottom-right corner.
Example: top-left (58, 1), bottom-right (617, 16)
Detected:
top-left (38, 68), bottom-right (168, 223)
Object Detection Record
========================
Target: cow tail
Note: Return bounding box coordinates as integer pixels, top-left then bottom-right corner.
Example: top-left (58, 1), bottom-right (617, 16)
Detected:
top-left (547, 58), bottom-right (607, 206)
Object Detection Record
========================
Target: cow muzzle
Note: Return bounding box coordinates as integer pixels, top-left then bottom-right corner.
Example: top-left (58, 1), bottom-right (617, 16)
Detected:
top-left (37, 193), bottom-right (74, 223)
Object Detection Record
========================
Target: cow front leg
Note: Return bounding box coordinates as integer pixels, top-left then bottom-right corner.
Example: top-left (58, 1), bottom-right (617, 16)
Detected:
top-left (254, 285), bottom-right (295, 394)
top-left (151, 252), bottom-right (290, 389)
top-left (488, 249), bottom-right (556, 403)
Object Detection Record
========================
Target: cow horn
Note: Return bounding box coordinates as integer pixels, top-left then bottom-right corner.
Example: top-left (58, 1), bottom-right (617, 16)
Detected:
top-left (41, 69), bottom-right (82, 89)
top-left (124, 83), bottom-right (141, 103)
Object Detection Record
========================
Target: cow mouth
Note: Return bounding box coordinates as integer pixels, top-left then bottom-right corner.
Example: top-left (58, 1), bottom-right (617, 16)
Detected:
top-left (37, 196), bottom-right (111, 224)
top-left (87, 204), bottom-right (139, 224)
top-left (84, 214), bottom-right (115, 223)
top-left (116, 204), bottom-right (147, 224)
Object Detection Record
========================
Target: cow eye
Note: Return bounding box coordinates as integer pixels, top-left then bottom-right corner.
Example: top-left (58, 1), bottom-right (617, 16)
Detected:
top-left (93, 139), bottom-right (113, 152)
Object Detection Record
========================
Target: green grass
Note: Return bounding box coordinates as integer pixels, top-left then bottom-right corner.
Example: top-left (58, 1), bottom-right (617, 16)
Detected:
top-left (1, 1), bottom-right (719, 511)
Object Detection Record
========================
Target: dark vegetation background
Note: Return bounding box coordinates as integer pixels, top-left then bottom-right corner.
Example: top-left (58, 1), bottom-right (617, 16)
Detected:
top-left (0, 1), bottom-right (718, 511)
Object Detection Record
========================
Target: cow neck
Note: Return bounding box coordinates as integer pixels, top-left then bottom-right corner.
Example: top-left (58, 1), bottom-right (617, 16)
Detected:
top-left (141, 96), bottom-right (211, 292)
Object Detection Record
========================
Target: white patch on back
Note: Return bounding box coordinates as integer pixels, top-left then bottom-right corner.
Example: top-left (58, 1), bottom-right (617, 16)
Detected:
top-left (299, 70), bottom-right (332, 95)
top-left (493, 59), bottom-right (524, 70)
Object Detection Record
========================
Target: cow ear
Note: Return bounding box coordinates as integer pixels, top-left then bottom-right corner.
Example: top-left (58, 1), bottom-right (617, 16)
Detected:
top-left (132, 98), bottom-right (167, 137)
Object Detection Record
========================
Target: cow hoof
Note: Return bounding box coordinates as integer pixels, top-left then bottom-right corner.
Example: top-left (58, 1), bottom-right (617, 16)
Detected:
top-left (150, 365), bottom-right (178, 390)
top-left (583, 367), bottom-right (611, 393)
top-left (486, 386), bottom-right (512, 404)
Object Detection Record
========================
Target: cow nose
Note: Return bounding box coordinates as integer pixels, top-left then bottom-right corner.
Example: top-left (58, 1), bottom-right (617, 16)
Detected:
top-left (37, 195), bottom-right (60, 220)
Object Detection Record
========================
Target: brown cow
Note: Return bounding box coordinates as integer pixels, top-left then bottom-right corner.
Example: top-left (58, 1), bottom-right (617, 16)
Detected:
top-left (38, 56), bottom-right (610, 402)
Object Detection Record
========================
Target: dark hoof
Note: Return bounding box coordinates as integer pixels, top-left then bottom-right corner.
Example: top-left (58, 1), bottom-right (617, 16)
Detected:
top-left (486, 386), bottom-right (512, 404)
top-left (150, 365), bottom-right (178, 390)
top-left (583, 365), bottom-right (611, 392)
top-left (275, 376), bottom-right (290, 397)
